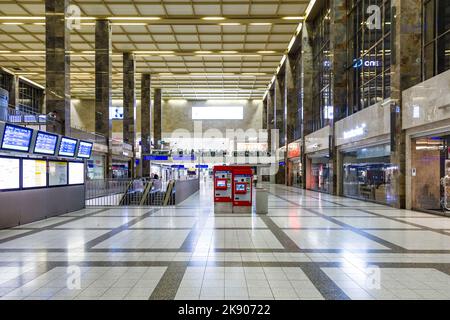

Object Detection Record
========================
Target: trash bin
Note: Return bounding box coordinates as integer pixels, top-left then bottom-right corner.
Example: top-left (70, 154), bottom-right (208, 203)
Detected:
top-left (255, 187), bottom-right (268, 214)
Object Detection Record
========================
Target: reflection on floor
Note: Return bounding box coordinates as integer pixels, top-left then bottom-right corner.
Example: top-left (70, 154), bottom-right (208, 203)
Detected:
top-left (0, 182), bottom-right (450, 300)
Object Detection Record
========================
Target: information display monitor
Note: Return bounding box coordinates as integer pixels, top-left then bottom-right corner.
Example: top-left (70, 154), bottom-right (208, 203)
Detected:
top-left (77, 141), bottom-right (93, 159)
top-left (33, 131), bottom-right (58, 155)
top-left (0, 157), bottom-right (20, 190)
top-left (69, 162), bottom-right (85, 185)
top-left (58, 137), bottom-right (78, 157)
top-left (1, 124), bottom-right (33, 152)
top-left (48, 161), bottom-right (68, 186)
top-left (23, 159), bottom-right (47, 188)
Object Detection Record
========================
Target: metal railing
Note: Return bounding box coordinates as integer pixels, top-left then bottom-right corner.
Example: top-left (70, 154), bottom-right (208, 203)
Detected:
top-left (85, 178), bottom-right (175, 207)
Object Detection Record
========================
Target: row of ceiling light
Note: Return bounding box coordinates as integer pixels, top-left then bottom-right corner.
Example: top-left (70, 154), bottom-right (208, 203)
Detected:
top-left (0, 16), bottom-right (303, 26)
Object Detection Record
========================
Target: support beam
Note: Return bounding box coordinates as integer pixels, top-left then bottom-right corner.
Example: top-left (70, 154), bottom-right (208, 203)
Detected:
top-left (285, 54), bottom-right (298, 186)
top-left (274, 74), bottom-right (285, 185)
top-left (300, 22), bottom-right (314, 190)
top-left (154, 88), bottom-right (162, 150)
top-left (123, 52), bottom-right (136, 178)
top-left (329, 0), bottom-right (347, 196)
top-left (140, 74), bottom-right (152, 178)
top-left (45, 0), bottom-right (70, 135)
top-left (95, 19), bottom-right (113, 178)
top-left (390, 0), bottom-right (422, 208)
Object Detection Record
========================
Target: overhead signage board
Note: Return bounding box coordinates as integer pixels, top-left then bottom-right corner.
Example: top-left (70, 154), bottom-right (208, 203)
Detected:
top-left (58, 137), bottom-right (78, 157)
top-left (34, 131), bottom-right (58, 155)
top-left (1, 124), bottom-right (33, 152)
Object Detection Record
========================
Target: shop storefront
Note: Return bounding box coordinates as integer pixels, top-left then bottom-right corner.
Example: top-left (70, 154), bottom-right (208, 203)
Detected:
top-left (403, 69), bottom-right (450, 215)
top-left (335, 100), bottom-right (393, 205)
top-left (287, 141), bottom-right (302, 188)
top-left (341, 144), bottom-right (395, 205)
top-left (305, 126), bottom-right (332, 194)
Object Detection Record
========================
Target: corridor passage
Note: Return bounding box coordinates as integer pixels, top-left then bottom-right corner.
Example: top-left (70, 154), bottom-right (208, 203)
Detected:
top-left (0, 183), bottom-right (450, 300)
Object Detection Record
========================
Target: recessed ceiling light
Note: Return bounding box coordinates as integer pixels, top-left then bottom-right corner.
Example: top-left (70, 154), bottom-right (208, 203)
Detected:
top-left (134, 50), bottom-right (175, 54)
top-left (195, 51), bottom-right (213, 54)
top-left (219, 23), bottom-right (241, 26)
top-left (111, 23), bottom-right (147, 26)
top-left (0, 16), bottom-right (45, 20)
top-left (282, 16), bottom-right (304, 20)
top-left (257, 51), bottom-right (277, 54)
top-left (202, 17), bottom-right (226, 20)
top-left (249, 22), bottom-right (272, 26)
top-left (2, 22), bottom-right (24, 25)
top-left (220, 51), bottom-right (238, 54)
top-left (108, 17), bottom-right (161, 20)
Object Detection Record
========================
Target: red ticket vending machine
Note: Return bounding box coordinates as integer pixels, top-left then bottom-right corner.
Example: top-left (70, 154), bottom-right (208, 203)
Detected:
top-left (213, 165), bottom-right (233, 213)
top-left (232, 166), bottom-right (253, 213)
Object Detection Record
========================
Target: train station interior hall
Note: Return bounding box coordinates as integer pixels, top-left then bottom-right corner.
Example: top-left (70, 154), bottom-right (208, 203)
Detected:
top-left (0, 0), bottom-right (450, 301)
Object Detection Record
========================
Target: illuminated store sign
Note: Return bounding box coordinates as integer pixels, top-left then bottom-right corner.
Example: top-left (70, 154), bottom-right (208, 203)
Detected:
top-left (343, 124), bottom-right (367, 139)
top-left (353, 59), bottom-right (381, 68)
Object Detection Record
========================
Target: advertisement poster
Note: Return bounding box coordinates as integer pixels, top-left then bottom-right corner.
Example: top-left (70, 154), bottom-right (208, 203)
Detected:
top-left (23, 159), bottom-right (47, 188)
top-left (0, 158), bottom-right (20, 190)
top-left (49, 161), bottom-right (68, 186)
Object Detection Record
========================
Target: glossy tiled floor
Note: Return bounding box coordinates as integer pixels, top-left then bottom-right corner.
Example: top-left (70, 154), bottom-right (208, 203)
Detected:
top-left (1, 181), bottom-right (450, 300)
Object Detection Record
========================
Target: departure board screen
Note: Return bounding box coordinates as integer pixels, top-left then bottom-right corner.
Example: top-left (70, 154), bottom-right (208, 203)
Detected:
top-left (58, 137), bottom-right (77, 157)
top-left (1, 124), bottom-right (33, 152)
top-left (77, 141), bottom-right (93, 159)
top-left (34, 131), bottom-right (58, 155)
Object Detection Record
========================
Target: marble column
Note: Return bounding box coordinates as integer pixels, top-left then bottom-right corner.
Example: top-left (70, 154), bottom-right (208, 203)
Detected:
top-left (153, 88), bottom-right (162, 150)
top-left (123, 52), bottom-right (136, 178)
top-left (390, 0), bottom-right (422, 208)
top-left (45, 0), bottom-right (70, 135)
top-left (285, 54), bottom-right (298, 186)
top-left (95, 19), bottom-right (113, 178)
top-left (300, 22), bottom-right (314, 190)
top-left (274, 74), bottom-right (285, 185)
top-left (9, 75), bottom-right (20, 109)
top-left (262, 98), bottom-right (268, 130)
top-left (140, 74), bottom-right (152, 177)
top-left (329, 0), bottom-right (347, 196)
top-left (267, 88), bottom-right (274, 153)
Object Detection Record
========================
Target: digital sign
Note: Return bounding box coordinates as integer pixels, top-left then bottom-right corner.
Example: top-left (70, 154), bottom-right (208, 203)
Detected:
top-left (34, 131), bottom-right (58, 155)
top-left (1, 124), bottom-right (33, 152)
top-left (22, 159), bottom-right (47, 188)
top-left (58, 137), bottom-right (78, 157)
top-left (69, 162), bottom-right (85, 185)
top-left (77, 141), bottom-right (93, 159)
top-left (0, 157), bottom-right (20, 190)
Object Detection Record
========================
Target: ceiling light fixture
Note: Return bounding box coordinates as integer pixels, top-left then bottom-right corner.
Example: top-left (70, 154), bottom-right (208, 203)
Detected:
top-left (2, 22), bottom-right (24, 25)
top-left (111, 23), bottom-right (147, 26)
top-left (108, 17), bottom-right (161, 21)
top-left (249, 22), bottom-right (272, 26)
top-left (282, 16), bottom-right (304, 20)
top-left (257, 51), bottom-right (277, 54)
top-left (219, 23), bottom-right (241, 26)
top-left (202, 17), bottom-right (226, 21)
top-left (0, 16), bottom-right (45, 20)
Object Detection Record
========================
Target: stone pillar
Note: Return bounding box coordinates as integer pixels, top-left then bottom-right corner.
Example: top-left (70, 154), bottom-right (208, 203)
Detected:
top-left (9, 75), bottom-right (20, 109)
top-left (390, 0), bottom-right (422, 208)
top-left (95, 19), bottom-right (113, 178)
top-left (45, 0), bottom-right (70, 135)
top-left (153, 88), bottom-right (162, 150)
top-left (329, 0), bottom-right (347, 196)
top-left (300, 22), bottom-right (314, 190)
top-left (123, 52), bottom-right (136, 178)
top-left (262, 98), bottom-right (268, 130)
top-left (267, 89), bottom-right (274, 153)
top-left (140, 74), bottom-right (152, 178)
top-left (285, 54), bottom-right (297, 186)
top-left (274, 74), bottom-right (285, 185)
